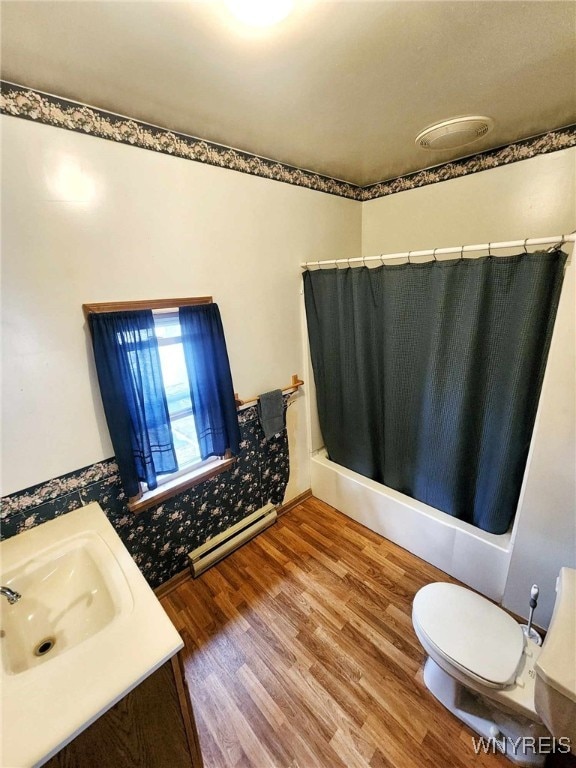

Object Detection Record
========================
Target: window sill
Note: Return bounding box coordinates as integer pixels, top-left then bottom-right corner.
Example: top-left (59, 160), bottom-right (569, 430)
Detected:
top-left (127, 456), bottom-right (237, 514)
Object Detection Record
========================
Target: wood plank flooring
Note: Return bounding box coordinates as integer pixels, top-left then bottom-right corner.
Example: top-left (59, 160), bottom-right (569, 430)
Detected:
top-left (161, 497), bottom-right (510, 768)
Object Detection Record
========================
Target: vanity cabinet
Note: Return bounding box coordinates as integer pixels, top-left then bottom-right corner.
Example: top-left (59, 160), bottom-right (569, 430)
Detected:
top-left (44, 649), bottom-right (203, 768)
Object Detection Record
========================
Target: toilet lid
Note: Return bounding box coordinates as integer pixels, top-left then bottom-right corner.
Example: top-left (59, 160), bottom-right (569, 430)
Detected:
top-left (413, 582), bottom-right (525, 686)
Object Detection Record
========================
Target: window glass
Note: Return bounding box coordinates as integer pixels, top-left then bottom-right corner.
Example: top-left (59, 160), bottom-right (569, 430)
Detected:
top-left (154, 312), bottom-right (201, 471)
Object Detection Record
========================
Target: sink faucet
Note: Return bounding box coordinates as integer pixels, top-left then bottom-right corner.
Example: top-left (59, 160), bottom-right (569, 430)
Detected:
top-left (0, 586), bottom-right (21, 605)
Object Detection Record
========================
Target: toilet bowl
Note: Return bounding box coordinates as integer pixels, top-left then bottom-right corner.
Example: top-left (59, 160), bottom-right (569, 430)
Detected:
top-left (412, 567), bottom-right (576, 766)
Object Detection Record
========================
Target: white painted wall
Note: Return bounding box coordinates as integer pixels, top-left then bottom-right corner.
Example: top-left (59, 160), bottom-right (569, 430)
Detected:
top-left (0, 115), bottom-right (361, 499)
top-left (361, 148), bottom-right (576, 626)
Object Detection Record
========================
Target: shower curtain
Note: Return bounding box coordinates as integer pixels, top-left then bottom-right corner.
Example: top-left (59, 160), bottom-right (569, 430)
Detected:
top-left (303, 250), bottom-right (567, 535)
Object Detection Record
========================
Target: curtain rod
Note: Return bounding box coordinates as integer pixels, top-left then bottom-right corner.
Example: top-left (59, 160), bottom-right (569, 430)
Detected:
top-left (300, 234), bottom-right (576, 269)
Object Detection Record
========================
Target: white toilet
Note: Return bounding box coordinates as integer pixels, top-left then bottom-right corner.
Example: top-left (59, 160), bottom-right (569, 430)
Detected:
top-left (412, 567), bottom-right (576, 766)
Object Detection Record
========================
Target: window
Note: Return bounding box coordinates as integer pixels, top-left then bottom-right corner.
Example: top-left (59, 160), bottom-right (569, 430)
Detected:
top-left (85, 298), bottom-right (241, 513)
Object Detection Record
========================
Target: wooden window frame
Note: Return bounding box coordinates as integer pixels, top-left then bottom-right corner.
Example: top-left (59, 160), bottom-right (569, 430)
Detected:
top-left (83, 296), bottom-right (237, 514)
top-left (83, 296), bottom-right (213, 320)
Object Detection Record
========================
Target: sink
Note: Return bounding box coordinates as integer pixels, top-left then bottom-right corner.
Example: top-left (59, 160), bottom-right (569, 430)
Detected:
top-left (1, 531), bottom-right (133, 674)
top-left (1, 503), bottom-right (183, 768)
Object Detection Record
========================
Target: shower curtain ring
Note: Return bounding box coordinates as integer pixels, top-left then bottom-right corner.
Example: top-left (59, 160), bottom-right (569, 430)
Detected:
top-left (432, 248), bottom-right (437, 262)
top-left (407, 250), bottom-right (412, 264)
top-left (362, 254), bottom-right (367, 268)
top-left (547, 234), bottom-right (568, 253)
top-left (380, 253), bottom-right (385, 265)
top-left (523, 239), bottom-right (529, 254)
top-left (460, 245), bottom-right (464, 261)
top-left (488, 242), bottom-right (493, 256)
top-left (347, 257), bottom-right (352, 269)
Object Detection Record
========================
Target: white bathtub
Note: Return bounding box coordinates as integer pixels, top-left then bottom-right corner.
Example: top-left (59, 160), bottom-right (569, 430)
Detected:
top-left (310, 449), bottom-right (513, 600)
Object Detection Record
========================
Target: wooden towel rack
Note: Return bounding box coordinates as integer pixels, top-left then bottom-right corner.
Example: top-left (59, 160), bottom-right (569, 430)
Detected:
top-left (235, 374), bottom-right (304, 408)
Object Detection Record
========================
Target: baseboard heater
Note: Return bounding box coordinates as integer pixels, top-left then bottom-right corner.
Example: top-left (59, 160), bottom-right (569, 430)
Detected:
top-left (188, 503), bottom-right (277, 577)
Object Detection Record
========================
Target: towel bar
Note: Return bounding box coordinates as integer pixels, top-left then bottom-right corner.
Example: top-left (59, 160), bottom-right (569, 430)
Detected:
top-left (235, 374), bottom-right (304, 408)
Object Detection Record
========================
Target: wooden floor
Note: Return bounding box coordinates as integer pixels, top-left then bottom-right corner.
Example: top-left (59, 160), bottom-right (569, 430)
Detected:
top-left (162, 497), bottom-right (510, 768)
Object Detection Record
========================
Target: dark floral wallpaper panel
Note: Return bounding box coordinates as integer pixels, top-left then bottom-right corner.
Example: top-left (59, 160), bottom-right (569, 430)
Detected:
top-left (0, 401), bottom-right (291, 590)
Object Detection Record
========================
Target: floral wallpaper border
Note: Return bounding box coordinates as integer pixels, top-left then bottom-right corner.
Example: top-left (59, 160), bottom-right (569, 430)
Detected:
top-left (0, 81), bottom-right (360, 200)
top-left (0, 457), bottom-right (118, 519)
top-left (359, 127), bottom-right (576, 201)
top-left (0, 401), bottom-right (291, 590)
top-left (1, 80), bottom-right (574, 201)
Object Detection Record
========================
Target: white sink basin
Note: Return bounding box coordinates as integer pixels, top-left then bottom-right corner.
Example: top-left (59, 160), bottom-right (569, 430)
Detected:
top-left (1, 531), bottom-right (132, 674)
top-left (1, 503), bottom-right (183, 768)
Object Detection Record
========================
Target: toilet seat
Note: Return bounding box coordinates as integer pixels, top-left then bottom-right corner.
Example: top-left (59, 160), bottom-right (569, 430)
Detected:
top-left (412, 582), bottom-right (525, 688)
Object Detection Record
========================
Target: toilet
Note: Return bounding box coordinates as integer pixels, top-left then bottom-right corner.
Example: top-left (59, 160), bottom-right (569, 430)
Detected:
top-left (412, 567), bottom-right (576, 766)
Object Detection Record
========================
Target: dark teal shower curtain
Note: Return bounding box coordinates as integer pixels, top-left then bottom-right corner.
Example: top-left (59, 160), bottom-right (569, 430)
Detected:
top-left (303, 251), bottom-right (566, 534)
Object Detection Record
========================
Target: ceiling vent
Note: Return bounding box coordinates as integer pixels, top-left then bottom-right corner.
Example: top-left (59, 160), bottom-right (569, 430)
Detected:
top-left (416, 116), bottom-right (494, 151)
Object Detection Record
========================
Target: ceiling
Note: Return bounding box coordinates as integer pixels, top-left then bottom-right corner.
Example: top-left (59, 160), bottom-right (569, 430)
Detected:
top-left (1, 1), bottom-right (575, 187)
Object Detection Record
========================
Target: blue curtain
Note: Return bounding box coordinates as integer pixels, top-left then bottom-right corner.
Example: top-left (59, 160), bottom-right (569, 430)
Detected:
top-left (89, 310), bottom-right (177, 497)
top-left (179, 304), bottom-right (241, 458)
top-left (304, 251), bottom-right (567, 535)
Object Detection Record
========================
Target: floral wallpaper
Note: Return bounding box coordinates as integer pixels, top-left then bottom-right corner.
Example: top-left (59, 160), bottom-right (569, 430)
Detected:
top-left (0, 401), bottom-right (291, 590)
top-left (1, 80), bottom-right (574, 201)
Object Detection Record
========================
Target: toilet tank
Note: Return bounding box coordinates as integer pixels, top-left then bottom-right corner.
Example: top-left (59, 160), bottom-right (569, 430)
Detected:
top-left (534, 567), bottom-right (576, 746)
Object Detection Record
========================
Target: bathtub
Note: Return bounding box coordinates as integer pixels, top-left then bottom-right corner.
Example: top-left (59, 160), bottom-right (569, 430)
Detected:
top-left (310, 449), bottom-right (513, 600)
